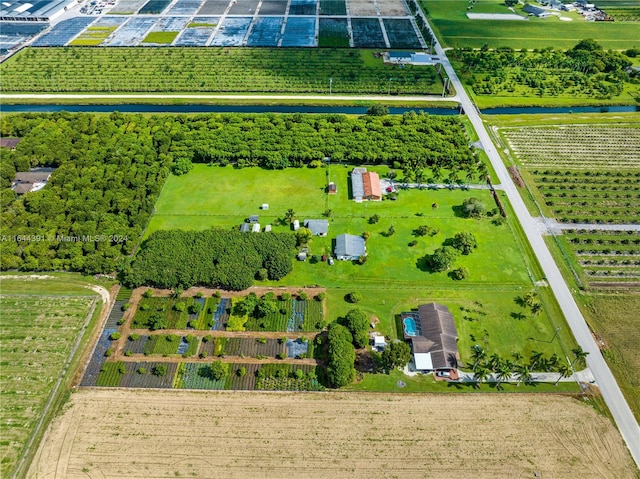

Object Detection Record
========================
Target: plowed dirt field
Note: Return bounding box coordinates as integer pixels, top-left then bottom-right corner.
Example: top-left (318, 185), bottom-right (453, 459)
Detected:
top-left (28, 389), bottom-right (636, 478)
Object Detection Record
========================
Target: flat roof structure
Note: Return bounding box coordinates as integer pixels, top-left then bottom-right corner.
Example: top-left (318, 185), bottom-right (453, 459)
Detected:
top-left (0, 0), bottom-right (75, 21)
top-left (304, 219), bottom-right (329, 236)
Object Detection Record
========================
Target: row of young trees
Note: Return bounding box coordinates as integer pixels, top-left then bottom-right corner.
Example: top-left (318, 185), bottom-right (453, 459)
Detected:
top-left (120, 229), bottom-right (295, 290)
top-left (1, 112), bottom-right (481, 274)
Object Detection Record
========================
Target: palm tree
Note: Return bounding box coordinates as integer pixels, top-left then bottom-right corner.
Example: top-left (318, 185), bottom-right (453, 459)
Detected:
top-left (548, 353), bottom-right (560, 371)
top-left (570, 346), bottom-right (589, 368)
top-left (495, 363), bottom-right (512, 390)
top-left (555, 362), bottom-right (573, 386)
top-left (531, 302), bottom-right (543, 316)
top-left (511, 351), bottom-right (523, 366)
top-left (414, 168), bottom-right (426, 189)
top-left (515, 364), bottom-right (532, 387)
top-left (488, 353), bottom-right (502, 372)
top-left (284, 208), bottom-right (296, 224)
top-left (473, 365), bottom-right (490, 388)
top-left (529, 350), bottom-right (544, 371)
top-left (470, 345), bottom-right (486, 372)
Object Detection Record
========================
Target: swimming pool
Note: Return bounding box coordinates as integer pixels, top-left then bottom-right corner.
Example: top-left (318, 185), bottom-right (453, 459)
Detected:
top-left (403, 317), bottom-right (419, 336)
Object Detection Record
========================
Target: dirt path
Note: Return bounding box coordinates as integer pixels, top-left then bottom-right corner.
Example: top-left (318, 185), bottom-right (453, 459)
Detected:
top-left (27, 389), bottom-right (637, 479)
top-left (116, 354), bottom-right (319, 366)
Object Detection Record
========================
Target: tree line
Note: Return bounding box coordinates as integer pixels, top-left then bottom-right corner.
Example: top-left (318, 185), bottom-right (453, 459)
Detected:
top-left (0, 111), bottom-right (479, 274)
top-left (120, 229), bottom-right (296, 290)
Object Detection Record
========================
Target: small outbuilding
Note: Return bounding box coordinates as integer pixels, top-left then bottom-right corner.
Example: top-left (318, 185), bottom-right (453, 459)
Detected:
top-left (264, 224), bottom-right (272, 232)
top-left (251, 223), bottom-right (261, 233)
top-left (335, 234), bottom-right (366, 261)
top-left (328, 182), bottom-right (337, 194)
top-left (293, 219), bottom-right (300, 231)
top-left (249, 215), bottom-right (260, 224)
top-left (304, 219), bottom-right (329, 236)
top-left (261, 203), bottom-right (269, 210)
top-left (240, 223), bottom-right (251, 233)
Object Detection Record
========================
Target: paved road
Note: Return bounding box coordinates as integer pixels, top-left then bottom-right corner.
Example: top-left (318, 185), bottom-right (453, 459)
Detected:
top-left (422, 22), bottom-right (640, 467)
top-left (0, 93), bottom-right (461, 103)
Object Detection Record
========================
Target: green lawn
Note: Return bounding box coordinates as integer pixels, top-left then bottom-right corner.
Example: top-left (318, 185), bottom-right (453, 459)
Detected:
top-left (147, 164), bottom-right (580, 379)
top-left (0, 274), bottom-right (109, 479)
top-left (420, 0), bottom-right (640, 49)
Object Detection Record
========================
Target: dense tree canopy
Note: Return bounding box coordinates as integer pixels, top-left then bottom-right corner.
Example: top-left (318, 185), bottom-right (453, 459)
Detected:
top-left (121, 229), bottom-right (295, 290)
top-left (1, 112), bottom-right (479, 274)
top-left (326, 323), bottom-right (356, 388)
top-left (344, 309), bottom-right (369, 349)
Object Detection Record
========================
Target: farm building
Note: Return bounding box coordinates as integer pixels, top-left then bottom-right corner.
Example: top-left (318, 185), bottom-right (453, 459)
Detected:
top-left (304, 219), bottom-right (329, 236)
top-left (239, 223), bottom-right (251, 233)
top-left (251, 223), bottom-right (261, 233)
top-left (401, 303), bottom-right (459, 372)
top-left (11, 168), bottom-right (54, 195)
top-left (328, 182), bottom-right (337, 194)
top-left (0, 0), bottom-right (74, 21)
top-left (351, 168), bottom-right (382, 202)
top-left (523, 4), bottom-right (551, 17)
top-left (0, 138), bottom-right (21, 149)
top-left (335, 234), bottom-right (366, 260)
top-left (249, 215), bottom-right (259, 223)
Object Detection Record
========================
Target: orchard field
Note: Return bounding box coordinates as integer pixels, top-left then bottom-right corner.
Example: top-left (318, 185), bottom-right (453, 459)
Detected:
top-left (491, 113), bottom-right (640, 420)
top-left (0, 48), bottom-right (442, 94)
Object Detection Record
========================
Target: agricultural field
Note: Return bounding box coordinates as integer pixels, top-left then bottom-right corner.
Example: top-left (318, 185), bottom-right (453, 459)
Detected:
top-left (419, 0), bottom-right (640, 49)
top-left (597, 0), bottom-right (640, 22)
top-left (0, 48), bottom-right (441, 94)
top-left (27, 389), bottom-right (638, 479)
top-left (490, 113), bottom-right (640, 419)
top-left (0, 274), bottom-right (107, 479)
top-left (449, 45), bottom-right (640, 108)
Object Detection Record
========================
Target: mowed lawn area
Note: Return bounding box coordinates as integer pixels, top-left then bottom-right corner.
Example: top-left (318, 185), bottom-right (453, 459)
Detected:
top-left (0, 274), bottom-right (106, 479)
top-left (148, 164), bottom-right (579, 370)
top-left (420, 0), bottom-right (640, 49)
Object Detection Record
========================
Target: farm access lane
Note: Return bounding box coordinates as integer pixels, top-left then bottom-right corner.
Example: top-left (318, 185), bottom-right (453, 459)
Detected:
top-left (423, 21), bottom-right (640, 467)
top-left (533, 217), bottom-right (640, 235)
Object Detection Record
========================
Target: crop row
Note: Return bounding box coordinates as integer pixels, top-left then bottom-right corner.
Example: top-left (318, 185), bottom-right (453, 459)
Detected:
top-left (575, 249), bottom-right (640, 255)
top-left (568, 237), bottom-right (640, 246)
top-left (0, 47), bottom-right (440, 94)
top-left (580, 259), bottom-right (640, 266)
top-left (532, 170), bottom-right (640, 178)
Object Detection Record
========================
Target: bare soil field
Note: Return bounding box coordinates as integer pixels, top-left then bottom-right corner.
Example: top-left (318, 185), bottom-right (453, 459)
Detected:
top-left (28, 389), bottom-right (636, 479)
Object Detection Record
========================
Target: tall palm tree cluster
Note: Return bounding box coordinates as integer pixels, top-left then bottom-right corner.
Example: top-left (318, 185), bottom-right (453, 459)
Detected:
top-left (468, 345), bottom-right (587, 389)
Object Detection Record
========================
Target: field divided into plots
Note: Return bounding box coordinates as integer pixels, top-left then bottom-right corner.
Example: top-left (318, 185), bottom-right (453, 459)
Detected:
top-left (500, 123), bottom-right (640, 288)
top-left (15, 0), bottom-right (422, 48)
top-left (1, 47), bottom-right (440, 94)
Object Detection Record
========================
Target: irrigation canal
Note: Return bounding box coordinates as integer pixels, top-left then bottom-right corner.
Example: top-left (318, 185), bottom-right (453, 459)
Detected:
top-left (2, 104), bottom-right (639, 114)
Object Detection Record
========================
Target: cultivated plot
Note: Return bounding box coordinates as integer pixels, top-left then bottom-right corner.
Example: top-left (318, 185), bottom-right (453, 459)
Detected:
top-left (246, 17), bottom-right (284, 46)
top-left (228, 0), bottom-right (259, 15)
top-left (349, 0), bottom-right (377, 16)
top-left (167, 0), bottom-right (205, 14)
top-left (289, 0), bottom-right (317, 15)
top-left (377, 0), bottom-right (407, 16)
top-left (138, 0), bottom-right (172, 14)
top-left (351, 17), bottom-right (386, 47)
top-left (31, 17), bottom-right (95, 46)
top-left (211, 16), bottom-right (252, 45)
top-left (383, 18), bottom-right (421, 49)
top-left (319, 0), bottom-right (346, 15)
top-left (257, 0), bottom-right (288, 14)
top-left (281, 16), bottom-right (316, 46)
top-left (174, 24), bottom-right (216, 45)
top-left (197, 0), bottom-right (230, 15)
top-left (27, 389), bottom-right (637, 479)
top-left (107, 0), bottom-right (148, 14)
top-left (104, 17), bottom-right (158, 45)
top-left (319, 17), bottom-right (349, 47)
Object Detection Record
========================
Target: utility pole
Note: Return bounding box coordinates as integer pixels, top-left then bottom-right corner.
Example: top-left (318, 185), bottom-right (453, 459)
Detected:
top-left (329, 77), bottom-right (332, 95)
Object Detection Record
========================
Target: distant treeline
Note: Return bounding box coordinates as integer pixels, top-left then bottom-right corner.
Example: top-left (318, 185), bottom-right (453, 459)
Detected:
top-left (0, 112), bottom-right (478, 275)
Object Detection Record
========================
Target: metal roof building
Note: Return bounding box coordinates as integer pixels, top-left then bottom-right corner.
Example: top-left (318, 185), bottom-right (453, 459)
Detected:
top-left (0, 0), bottom-right (75, 21)
top-left (335, 234), bottom-right (366, 261)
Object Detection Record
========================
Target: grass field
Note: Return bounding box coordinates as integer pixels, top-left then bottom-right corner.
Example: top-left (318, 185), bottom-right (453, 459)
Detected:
top-left (146, 164), bottom-right (580, 372)
top-left (420, 0), bottom-right (640, 49)
top-left (0, 274), bottom-right (108, 479)
top-left (27, 389), bottom-right (637, 478)
top-left (0, 47), bottom-right (442, 94)
top-left (141, 31), bottom-right (180, 44)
